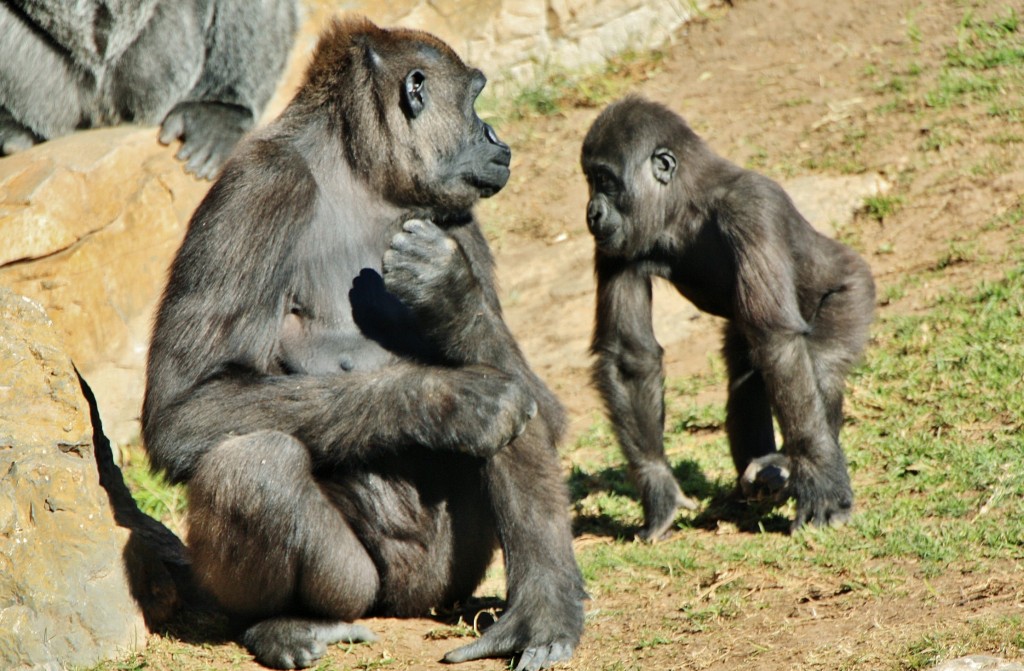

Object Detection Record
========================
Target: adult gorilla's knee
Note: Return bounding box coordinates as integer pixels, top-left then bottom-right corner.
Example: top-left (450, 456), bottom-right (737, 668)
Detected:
top-left (187, 432), bottom-right (313, 617)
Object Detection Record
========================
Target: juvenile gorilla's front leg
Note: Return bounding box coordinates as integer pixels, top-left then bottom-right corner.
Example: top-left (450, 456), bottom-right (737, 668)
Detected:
top-left (751, 330), bottom-right (854, 530)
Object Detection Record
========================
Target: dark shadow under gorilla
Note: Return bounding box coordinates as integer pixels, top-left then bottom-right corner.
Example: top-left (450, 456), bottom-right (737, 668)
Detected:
top-left (581, 96), bottom-right (875, 540)
top-left (142, 17), bottom-right (584, 671)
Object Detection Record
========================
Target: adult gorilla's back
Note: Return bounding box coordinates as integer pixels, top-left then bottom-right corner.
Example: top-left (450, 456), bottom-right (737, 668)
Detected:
top-left (142, 17), bottom-right (584, 671)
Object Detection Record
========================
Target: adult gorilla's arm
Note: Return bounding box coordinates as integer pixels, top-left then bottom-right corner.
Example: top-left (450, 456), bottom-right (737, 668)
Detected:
top-left (384, 218), bottom-right (564, 430)
top-left (384, 219), bottom-right (585, 667)
top-left (143, 147), bottom-right (533, 484)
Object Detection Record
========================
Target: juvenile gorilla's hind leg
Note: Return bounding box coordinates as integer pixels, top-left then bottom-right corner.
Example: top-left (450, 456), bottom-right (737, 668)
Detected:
top-left (188, 431), bottom-right (379, 669)
top-left (723, 324), bottom-right (790, 503)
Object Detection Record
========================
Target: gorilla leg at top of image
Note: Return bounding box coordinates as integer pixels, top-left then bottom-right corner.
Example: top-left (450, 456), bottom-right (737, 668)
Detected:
top-left (142, 17), bottom-right (583, 671)
top-left (0, 0), bottom-right (296, 178)
top-left (582, 95), bottom-right (875, 535)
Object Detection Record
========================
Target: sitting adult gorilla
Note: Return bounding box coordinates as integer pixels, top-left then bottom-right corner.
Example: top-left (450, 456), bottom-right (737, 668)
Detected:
top-left (0, 0), bottom-right (296, 178)
top-left (142, 17), bottom-right (584, 671)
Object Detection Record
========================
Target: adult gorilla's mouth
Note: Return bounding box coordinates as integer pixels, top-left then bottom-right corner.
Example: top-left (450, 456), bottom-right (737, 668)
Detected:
top-left (467, 163), bottom-right (510, 197)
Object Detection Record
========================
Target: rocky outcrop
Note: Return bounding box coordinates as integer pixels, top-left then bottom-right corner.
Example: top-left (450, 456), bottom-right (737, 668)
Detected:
top-left (0, 288), bottom-right (189, 670)
top-left (357, 0), bottom-right (712, 87)
top-left (0, 127), bottom-right (211, 446)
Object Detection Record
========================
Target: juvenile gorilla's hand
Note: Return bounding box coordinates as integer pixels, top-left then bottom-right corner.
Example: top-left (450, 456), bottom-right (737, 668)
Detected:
top-left (789, 459), bottom-right (853, 531)
top-left (423, 365), bottom-right (537, 458)
top-left (383, 219), bottom-right (479, 340)
top-left (160, 102), bottom-right (253, 179)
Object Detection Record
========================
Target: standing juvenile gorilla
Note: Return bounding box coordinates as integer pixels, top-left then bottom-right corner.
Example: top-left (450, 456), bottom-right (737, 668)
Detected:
top-left (0, 0), bottom-right (296, 178)
top-left (142, 17), bottom-right (584, 671)
top-left (582, 96), bottom-right (875, 539)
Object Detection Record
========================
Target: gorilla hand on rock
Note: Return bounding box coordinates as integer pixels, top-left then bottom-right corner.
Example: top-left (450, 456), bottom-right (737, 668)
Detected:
top-left (160, 102), bottom-right (254, 180)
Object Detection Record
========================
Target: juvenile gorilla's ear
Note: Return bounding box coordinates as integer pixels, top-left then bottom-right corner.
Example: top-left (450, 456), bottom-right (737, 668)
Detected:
top-left (651, 148), bottom-right (677, 185)
top-left (403, 69), bottom-right (427, 118)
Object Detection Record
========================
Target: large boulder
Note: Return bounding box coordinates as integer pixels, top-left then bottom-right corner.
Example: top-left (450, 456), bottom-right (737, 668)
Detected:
top-left (0, 128), bottom-right (211, 447)
top-left (0, 288), bottom-right (188, 670)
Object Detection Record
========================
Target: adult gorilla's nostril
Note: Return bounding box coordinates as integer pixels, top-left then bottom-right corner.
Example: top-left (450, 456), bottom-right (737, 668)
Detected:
top-left (484, 123), bottom-right (509, 151)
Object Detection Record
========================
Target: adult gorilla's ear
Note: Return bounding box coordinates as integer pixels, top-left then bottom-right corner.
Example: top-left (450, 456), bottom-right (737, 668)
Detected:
top-left (402, 69), bottom-right (427, 119)
top-left (651, 148), bottom-right (677, 185)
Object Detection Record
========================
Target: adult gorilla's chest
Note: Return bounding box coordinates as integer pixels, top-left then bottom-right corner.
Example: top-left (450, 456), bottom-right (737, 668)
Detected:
top-left (276, 194), bottom-right (431, 375)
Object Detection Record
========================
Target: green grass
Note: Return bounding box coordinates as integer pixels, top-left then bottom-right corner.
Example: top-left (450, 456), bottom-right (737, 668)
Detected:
top-left (571, 263), bottom-right (1024, 576)
top-left (925, 7), bottom-right (1023, 110)
top-left (120, 444), bottom-right (187, 535)
top-left (862, 194), bottom-right (904, 222)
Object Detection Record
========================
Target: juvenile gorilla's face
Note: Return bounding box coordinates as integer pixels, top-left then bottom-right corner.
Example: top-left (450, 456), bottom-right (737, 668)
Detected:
top-left (581, 106), bottom-right (677, 259)
top-left (582, 159), bottom-right (629, 255)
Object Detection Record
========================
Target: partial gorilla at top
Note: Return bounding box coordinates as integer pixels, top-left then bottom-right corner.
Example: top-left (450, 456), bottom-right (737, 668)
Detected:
top-left (582, 96), bottom-right (875, 538)
top-left (0, 0), bottom-right (297, 179)
top-left (143, 16), bottom-right (584, 671)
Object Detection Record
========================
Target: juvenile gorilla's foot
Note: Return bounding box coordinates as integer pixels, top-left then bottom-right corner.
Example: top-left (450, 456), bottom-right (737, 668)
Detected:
top-left (739, 453), bottom-right (791, 503)
top-left (160, 102), bottom-right (253, 179)
top-left (636, 463), bottom-right (698, 542)
top-left (242, 618), bottom-right (377, 669)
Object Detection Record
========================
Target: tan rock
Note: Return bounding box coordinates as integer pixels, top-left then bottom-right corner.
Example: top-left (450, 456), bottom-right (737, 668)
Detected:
top-left (0, 288), bottom-right (148, 670)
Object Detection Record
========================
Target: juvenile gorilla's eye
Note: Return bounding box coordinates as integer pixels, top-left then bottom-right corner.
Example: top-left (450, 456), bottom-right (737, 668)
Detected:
top-left (594, 170), bottom-right (618, 195)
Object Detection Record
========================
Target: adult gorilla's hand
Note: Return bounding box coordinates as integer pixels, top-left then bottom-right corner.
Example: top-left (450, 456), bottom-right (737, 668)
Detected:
top-left (160, 102), bottom-right (253, 179)
top-left (383, 218), bottom-right (482, 341)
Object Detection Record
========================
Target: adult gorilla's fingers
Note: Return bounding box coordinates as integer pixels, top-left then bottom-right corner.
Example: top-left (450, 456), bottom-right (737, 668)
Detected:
top-left (185, 144), bottom-right (214, 177)
top-left (402, 218), bottom-right (436, 235)
top-left (442, 635), bottom-right (507, 664)
top-left (159, 111), bottom-right (185, 145)
top-left (320, 622), bottom-right (378, 644)
top-left (515, 642), bottom-right (574, 671)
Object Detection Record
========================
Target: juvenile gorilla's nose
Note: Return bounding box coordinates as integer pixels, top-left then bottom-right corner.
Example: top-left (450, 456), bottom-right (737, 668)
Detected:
top-left (587, 200), bottom-right (606, 233)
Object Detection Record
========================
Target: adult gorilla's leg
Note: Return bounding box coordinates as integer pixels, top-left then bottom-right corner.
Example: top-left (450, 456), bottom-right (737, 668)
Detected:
top-left (723, 324), bottom-right (790, 501)
top-left (0, 3), bottom-right (87, 146)
top-left (443, 420), bottom-right (584, 671)
top-left (188, 430), bottom-right (378, 669)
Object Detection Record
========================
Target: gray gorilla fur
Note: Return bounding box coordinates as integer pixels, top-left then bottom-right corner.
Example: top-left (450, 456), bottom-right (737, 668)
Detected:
top-left (0, 0), bottom-right (297, 178)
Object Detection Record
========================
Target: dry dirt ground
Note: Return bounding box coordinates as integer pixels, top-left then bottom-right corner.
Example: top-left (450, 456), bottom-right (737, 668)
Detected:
top-left (135, 0), bottom-right (1024, 669)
